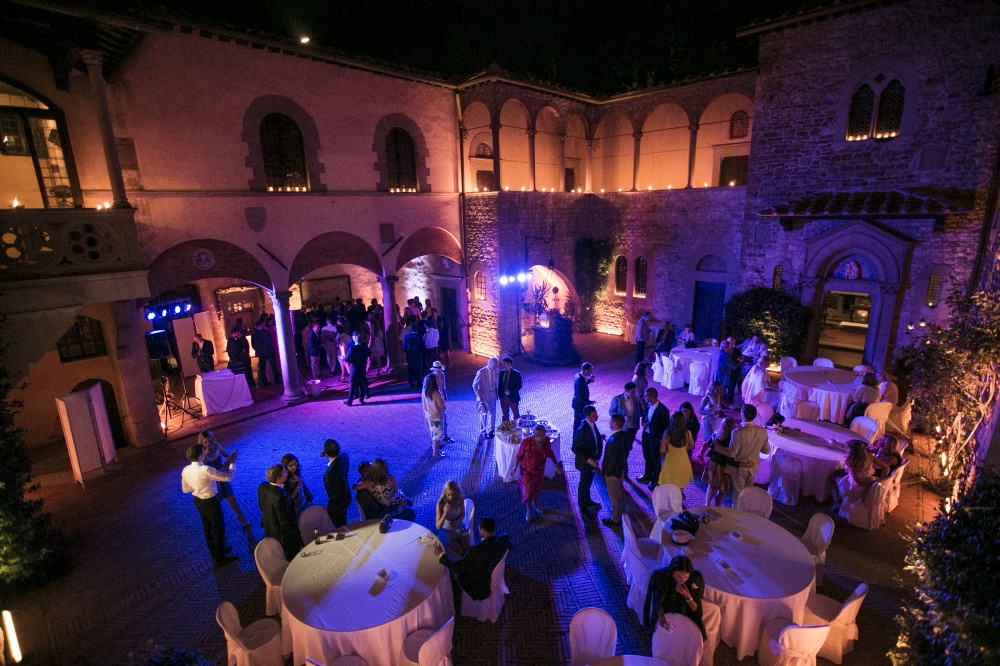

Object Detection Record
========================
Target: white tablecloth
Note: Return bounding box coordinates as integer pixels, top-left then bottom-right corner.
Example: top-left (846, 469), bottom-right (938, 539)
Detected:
top-left (281, 519), bottom-right (454, 666)
top-left (669, 347), bottom-right (716, 385)
top-left (591, 657), bottom-right (667, 666)
top-left (651, 508), bottom-right (814, 660)
top-left (783, 367), bottom-right (856, 423)
top-left (767, 419), bottom-right (852, 501)
top-left (194, 370), bottom-right (253, 416)
top-left (495, 430), bottom-right (561, 482)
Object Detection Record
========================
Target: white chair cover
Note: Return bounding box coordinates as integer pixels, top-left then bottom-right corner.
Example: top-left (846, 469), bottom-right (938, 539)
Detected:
top-left (863, 402), bottom-right (893, 441)
top-left (622, 515), bottom-right (660, 615)
top-left (298, 505), bottom-right (334, 545)
top-left (216, 601), bottom-right (284, 666)
top-left (796, 401), bottom-right (821, 421)
top-left (652, 484), bottom-right (684, 520)
top-left (701, 600), bottom-right (722, 666)
top-left (886, 458), bottom-right (909, 513)
top-left (887, 398), bottom-right (912, 436)
top-left (779, 356), bottom-right (798, 373)
top-left (651, 354), bottom-right (664, 383)
top-left (569, 608), bottom-right (617, 666)
top-left (849, 416), bottom-right (879, 444)
top-left (812, 358), bottom-right (835, 368)
top-left (768, 453), bottom-right (803, 506)
top-left (755, 447), bottom-right (773, 486)
top-left (757, 619), bottom-right (831, 666)
top-left (661, 355), bottom-right (686, 390)
top-left (463, 498), bottom-right (476, 543)
top-left (688, 361), bottom-right (710, 396)
top-left (253, 537), bottom-right (288, 616)
top-left (839, 476), bottom-right (891, 529)
top-left (735, 486), bottom-right (773, 518)
top-left (778, 381), bottom-right (800, 420)
top-left (400, 616), bottom-right (455, 666)
top-left (329, 657), bottom-right (368, 666)
top-left (753, 402), bottom-right (775, 427)
top-left (461, 552), bottom-right (508, 622)
top-left (651, 614), bottom-right (704, 666)
top-left (799, 513), bottom-right (834, 587)
top-left (803, 583), bottom-right (868, 665)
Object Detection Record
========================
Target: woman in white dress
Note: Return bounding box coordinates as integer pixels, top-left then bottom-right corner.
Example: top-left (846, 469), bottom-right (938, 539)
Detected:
top-left (740, 355), bottom-right (769, 406)
top-left (698, 381), bottom-right (728, 454)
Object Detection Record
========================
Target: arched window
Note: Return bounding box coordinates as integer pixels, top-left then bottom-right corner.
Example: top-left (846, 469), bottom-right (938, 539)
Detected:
top-left (846, 85), bottom-right (875, 141)
top-left (260, 113), bottom-right (308, 191)
top-left (57, 315), bottom-right (107, 362)
top-left (696, 255), bottom-right (727, 273)
top-left (633, 257), bottom-right (648, 297)
top-left (874, 80), bottom-right (904, 139)
top-left (474, 142), bottom-right (493, 158)
top-left (772, 265), bottom-right (784, 291)
top-left (729, 110), bottom-right (749, 140)
top-left (474, 270), bottom-right (487, 301)
top-left (614, 256), bottom-right (628, 295)
top-left (386, 128), bottom-right (417, 190)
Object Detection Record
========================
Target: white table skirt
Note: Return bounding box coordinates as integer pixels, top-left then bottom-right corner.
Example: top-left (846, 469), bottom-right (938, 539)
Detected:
top-left (651, 508), bottom-right (814, 660)
top-left (669, 347), bottom-right (716, 385)
top-left (281, 520), bottom-right (454, 666)
top-left (766, 419), bottom-right (852, 501)
top-left (495, 431), bottom-right (562, 482)
top-left (590, 657), bottom-right (667, 666)
top-left (194, 370), bottom-right (253, 416)
top-left (783, 367), bottom-right (856, 423)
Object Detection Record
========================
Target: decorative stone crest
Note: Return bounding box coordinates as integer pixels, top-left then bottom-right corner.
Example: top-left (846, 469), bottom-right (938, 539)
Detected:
top-left (192, 248), bottom-right (216, 271)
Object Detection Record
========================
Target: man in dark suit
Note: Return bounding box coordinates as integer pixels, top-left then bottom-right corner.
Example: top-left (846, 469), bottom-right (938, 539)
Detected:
top-left (251, 320), bottom-right (280, 386)
top-left (257, 465), bottom-right (303, 559)
top-left (572, 405), bottom-right (603, 518)
top-left (191, 334), bottom-right (215, 373)
top-left (639, 387), bottom-right (670, 487)
top-left (344, 331), bottom-right (370, 406)
top-left (601, 414), bottom-right (631, 528)
top-left (355, 461), bottom-right (416, 521)
top-left (434, 516), bottom-right (512, 603)
top-left (322, 439), bottom-right (351, 527)
top-left (572, 362), bottom-right (595, 434)
top-left (498, 356), bottom-right (523, 423)
top-left (402, 322), bottom-right (426, 388)
top-left (713, 339), bottom-right (743, 404)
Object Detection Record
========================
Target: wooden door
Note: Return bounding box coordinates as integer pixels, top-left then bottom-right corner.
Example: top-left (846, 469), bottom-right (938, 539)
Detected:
top-left (692, 281), bottom-right (726, 341)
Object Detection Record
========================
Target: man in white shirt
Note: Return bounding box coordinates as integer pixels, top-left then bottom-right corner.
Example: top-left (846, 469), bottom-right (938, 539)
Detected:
top-left (181, 443), bottom-right (237, 565)
top-left (635, 311), bottom-right (652, 364)
top-left (725, 404), bottom-right (770, 507)
top-left (424, 320), bottom-right (441, 367)
top-left (473, 357), bottom-right (500, 439)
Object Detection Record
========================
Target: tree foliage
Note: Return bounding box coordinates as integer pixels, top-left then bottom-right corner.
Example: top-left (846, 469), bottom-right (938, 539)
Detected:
top-left (721, 286), bottom-right (811, 361)
top-left (574, 237), bottom-right (614, 332)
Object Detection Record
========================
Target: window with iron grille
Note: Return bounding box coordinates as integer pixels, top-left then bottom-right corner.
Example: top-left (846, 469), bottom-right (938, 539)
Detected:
top-left (729, 110), bottom-right (749, 140)
top-left (614, 256), bottom-right (627, 295)
top-left (772, 265), bottom-right (784, 291)
top-left (874, 80), bottom-right (904, 140)
top-left (57, 316), bottom-right (107, 362)
top-left (846, 85), bottom-right (875, 141)
top-left (925, 274), bottom-right (942, 308)
top-left (260, 113), bottom-right (308, 191)
top-left (386, 128), bottom-right (417, 190)
top-left (633, 257), bottom-right (648, 297)
top-left (474, 271), bottom-right (487, 301)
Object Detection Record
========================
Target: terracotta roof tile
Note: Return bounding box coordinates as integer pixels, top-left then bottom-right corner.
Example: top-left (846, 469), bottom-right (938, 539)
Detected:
top-left (759, 191), bottom-right (967, 218)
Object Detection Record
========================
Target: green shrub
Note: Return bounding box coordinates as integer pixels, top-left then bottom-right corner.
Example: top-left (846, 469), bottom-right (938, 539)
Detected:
top-left (573, 237), bottom-right (614, 332)
top-left (722, 286), bottom-right (811, 361)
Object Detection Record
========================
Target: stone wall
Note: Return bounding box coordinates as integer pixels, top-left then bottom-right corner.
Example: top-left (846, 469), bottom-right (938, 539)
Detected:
top-left (464, 195), bottom-right (502, 357)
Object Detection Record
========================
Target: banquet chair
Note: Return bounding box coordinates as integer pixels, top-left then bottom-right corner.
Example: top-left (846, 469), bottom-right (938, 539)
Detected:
top-left (327, 657), bottom-right (370, 666)
top-left (651, 613), bottom-right (704, 666)
top-left (863, 401), bottom-right (893, 441)
top-left (461, 552), bottom-right (509, 622)
top-left (688, 361), bottom-right (710, 396)
top-left (661, 356), bottom-right (686, 390)
top-left (796, 401), bottom-right (822, 421)
top-left (253, 538), bottom-right (289, 617)
top-left (652, 484), bottom-right (684, 520)
top-left (701, 600), bottom-right (722, 666)
top-left (802, 583), bottom-right (868, 664)
top-left (756, 619), bottom-right (831, 666)
top-left (839, 476), bottom-right (892, 529)
top-left (622, 515), bottom-right (661, 615)
top-left (779, 356), bottom-right (798, 373)
top-left (778, 381), bottom-right (801, 420)
top-left (298, 505), bottom-right (335, 545)
top-left (849, 416), bottom-right (879, 444)
top-left (886, 458), bottom-right (910, 513)
top-left (886, 398), bottom-right (913, 436)
top-left (401, 616), bottom-right (454, 666)
top-left (768, 453), bottom-right (803, 506)
top-left (216, 601), bottom-right (284, 666)
top-left (569, 608), bottom-right (617, 666)
top-left (812, 358), bottom-right (835, 368)
top-left (753, 401), bottom-right (774, 426)
top-left (736, 486), bottom-right (773, 518)
top-left (463, 498), bottom-right (476, 544)
top-left (651, 354), bottom-right (664, 383)
top-left (799, 513), bottom-right (835, 588)
top-left (755, 447), bottom-right (773, 486)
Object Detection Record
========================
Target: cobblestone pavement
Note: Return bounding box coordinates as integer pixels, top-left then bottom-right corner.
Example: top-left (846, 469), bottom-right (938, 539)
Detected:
top-left (13, 333), bottom-right (934, 665)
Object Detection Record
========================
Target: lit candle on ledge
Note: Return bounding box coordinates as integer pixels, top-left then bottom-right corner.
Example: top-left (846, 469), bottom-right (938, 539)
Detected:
top-left (104, 201), bottom-right (110, 209)
top-left (11, 197), bottom-right (22, 208)
top-left (96, 204), bottom-right (103, 211)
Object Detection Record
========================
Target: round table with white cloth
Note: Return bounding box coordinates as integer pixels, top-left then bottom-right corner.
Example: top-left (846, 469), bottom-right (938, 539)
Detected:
top-left (494, 428), bottom-right (562, 482)
top-left (782, 366), bottom-right (857, 423)
top-left (766, 418), bottom-right (853, 501)
top-left (590, 657), bottom-right (667, 666)
top-left (668, 347), bottom-right (716, 385)
top-left (281, 519), bottom-right (454, 666)
top-left (650, 508), bottom-right (815, 661)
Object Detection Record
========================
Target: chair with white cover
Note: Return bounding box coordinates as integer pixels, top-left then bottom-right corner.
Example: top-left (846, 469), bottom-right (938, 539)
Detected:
top-left (863, 401), bottom-right (893, 442)
top-left (569, 608), bottom-right (617, 666)
top-left (812, 358), bottom-right (835, 368)
top-left (802, 583), bottom-right (868, 665)
top-left (778, 381), bottom-right (801, 420)
top-left (463, 498), bottom-right (476, 544)
top-left (688, 361), bottom-right (710, 396)
top-left (651, 614), bottom-right (704, 666)
top-left (661, 355), bottom-right (686, 390)
top-left (253, 538), bottom-right (288, 617)
top-left (796, 401), bottom-right (822, 421)
top-left (298, 505), bottom-right (334, 545)
top-left (886, 398), bottom-right (912, 436)
top-left (886, 458), bottom-right (910, 513)
top-left (216, 601), bottom-right (284, 666)
top-left (400, 616), bottom-right (454, 666)
top-left (461, 553), bottom-right (509, 622)
top-left (652, 484), bottom-right (684, 520)
top-left (701, 600), bottom-right (722, 666)
top-left (736, 486), bottom-right (773, 518)
top-left (757, 620), bottom-right (831, 666)
top-left (799, 513), bottom-right (834, 587)
top-left (849, 416), bottom-right (879, 444)
top-left (753, 401), bottom-right (775, 427)
top-left (622, 514), bottom-right (662, 615)
top-left (839, 476), bottom-right (892, 530)
top-left (651, 354), bottom-right (664, 383)
top-left (327, 657), bottom-right (370, 666)
top-left (779, 356), bottom-right (798, 373)
top-left (768, 453), bottom-right (803, 506)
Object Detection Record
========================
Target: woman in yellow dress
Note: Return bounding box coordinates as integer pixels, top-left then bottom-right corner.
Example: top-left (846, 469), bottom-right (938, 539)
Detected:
top-left (658, 412), bottom-right (694, 488)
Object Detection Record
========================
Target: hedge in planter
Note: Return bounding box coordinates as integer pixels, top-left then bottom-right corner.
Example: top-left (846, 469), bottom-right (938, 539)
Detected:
top-left (722, 286), bottom-right (811, 361)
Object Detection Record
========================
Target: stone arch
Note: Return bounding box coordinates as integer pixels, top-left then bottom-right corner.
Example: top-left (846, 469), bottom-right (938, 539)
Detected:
top-left (289, 232), bottom-right (383, 284)
top-left (592, 111), bottom-right (634, 192)
top-left (147, 239), bottom-right (273, 296)
top-left (803, 224), bottom-right (904, 285)
top-left (528, 264), bottom-right (579, 314)
top-left (242, 95), bottom-right (327, 192)
top-left (499, 98), bottom-right (531, 190)
top-left (372, 113), bottom-right (432, 192)
top-left (639, 102), bottom-right (690, 191)
top-left (463, 101), bottom-right (493, 191)
top-left (468, 260), bottom-right (496, 308)
top-left (694, 92), bottom-right (753, 188)
top-left (394, 227), bottom-right (463, 273)
top-left (564, 114), bottom-right (589, 192)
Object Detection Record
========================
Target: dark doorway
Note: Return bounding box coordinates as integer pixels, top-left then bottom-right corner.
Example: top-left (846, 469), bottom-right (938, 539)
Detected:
top-left (72, 379), bottom-right (129, 449)
top-left (564, 168), bottom-right (576, 192)
top-left (440, 286), bottom-right (462, 349)
top-left (693, 281), bottom-right (726, 342)
top-left (475, 170), bottom-right (495, 191)
top-left (817, 291), bottom-right (870, 368)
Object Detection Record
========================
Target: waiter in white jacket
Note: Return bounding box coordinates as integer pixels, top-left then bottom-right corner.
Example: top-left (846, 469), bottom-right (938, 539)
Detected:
top-left (473, 357), bottom-right (501, 439)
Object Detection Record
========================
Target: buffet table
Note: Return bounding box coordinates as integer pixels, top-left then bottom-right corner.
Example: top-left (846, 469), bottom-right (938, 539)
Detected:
top-left (194, 370), bottom-right (253, 416)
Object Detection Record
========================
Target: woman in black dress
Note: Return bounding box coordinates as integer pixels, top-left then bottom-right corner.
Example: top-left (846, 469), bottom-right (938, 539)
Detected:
top-left (643, 555), bottom-right (707, 639)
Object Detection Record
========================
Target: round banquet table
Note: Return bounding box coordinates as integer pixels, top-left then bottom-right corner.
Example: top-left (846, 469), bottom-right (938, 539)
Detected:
top-left (650, 508), bottom-right (815, 660)
top-left (590, 657), bottom-right (667, 666)
top-left (668, 346), bottom-right (716, 385)
top-left (494, 429), bottom-right (562, 482)
top-left (783, 366), bottom-right (857, 423)
top-left (281, 519), bottom-right (454, 666)
top-left (767, 418), bottom-right (852, 501)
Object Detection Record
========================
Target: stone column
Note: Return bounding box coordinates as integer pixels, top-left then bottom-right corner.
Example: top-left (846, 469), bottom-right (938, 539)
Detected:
top-left (526, 129), bottom-right (536, 192)
top-left (379, 275), bottom-right (403, 374)
top-left (585, 139), bottom-right (594, 193)
top-left (632, 131), bottom-right (642, 191)
top-left (270, 290), bottom-right (302, 401)
top-left (81, 50), bottom-right (129, 209)
top-left (490, 121), bottom-right (502, 191)
top-left (686, 122), bottom-right (699, 189)
top-left (114, 300), bottom-right (165, 447)
top-left (799, 277), bottom-right (822, 361)
top-left (557, 132), bottom-right (567, 192)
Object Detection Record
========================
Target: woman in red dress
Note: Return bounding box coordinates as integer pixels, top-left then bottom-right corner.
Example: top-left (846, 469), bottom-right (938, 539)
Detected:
top-left (513, 425), bottom-right (563, 521)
